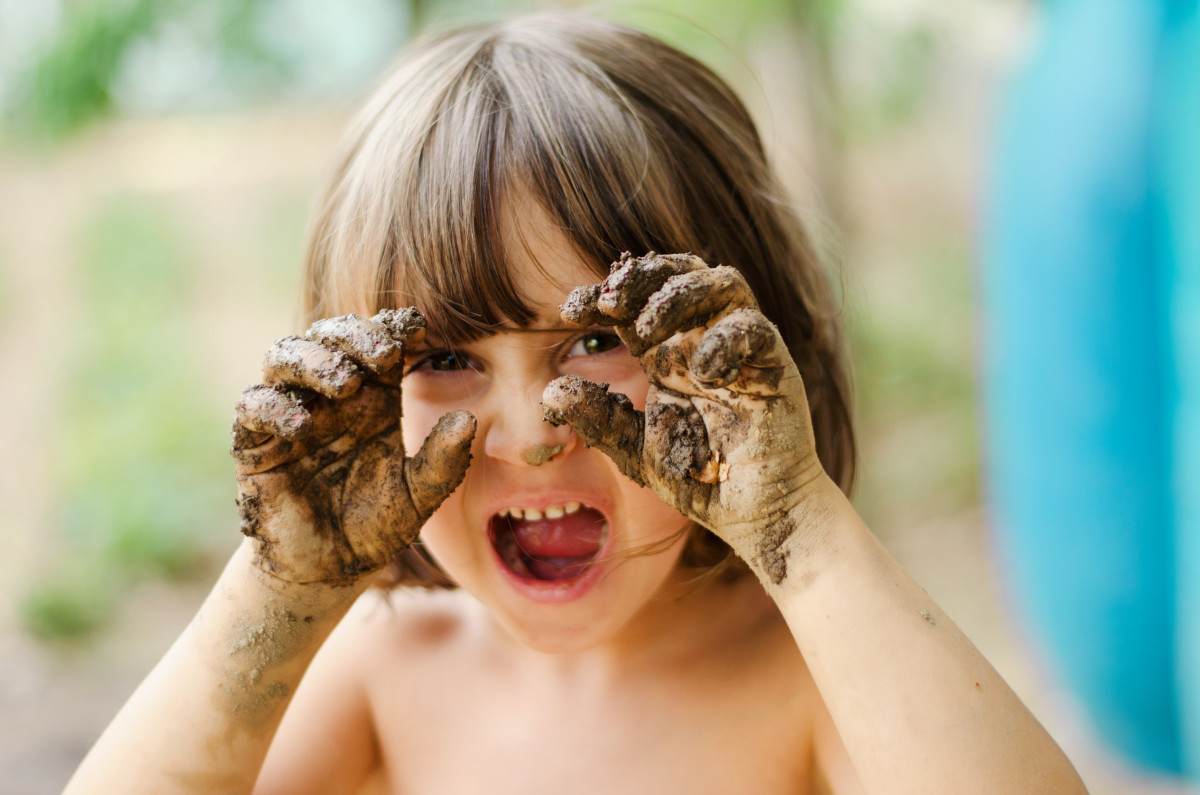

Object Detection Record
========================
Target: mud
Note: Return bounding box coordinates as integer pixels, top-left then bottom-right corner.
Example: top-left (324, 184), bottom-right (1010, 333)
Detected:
top-left (263, 336), bottom-right (363, 399)
top-left (521, 443), bottom-right (565, 466)
top-left (372, 307), bottom-right (427, 346)
top-left (234, 385), bottom-right (312, 438)
top-left (754, 515), bottom-right (795, 586)
top-left (596, 251), bottom-right (707, 324)
top-left (561, 252), bottom-right (708, 357)
top-left (222, 603), bottom-right (308, 720)
top-left (645, 400), bottom-right (711, 481)
top-left (689, 308), bottom-right (783, 390)
top-left (559, 284), bottom-right (606, 327)
top-left (634, 265), bottom-right (756, 345)
top-left (220, 306), bottom-right (477, 614)
top-left (550, 252), bottom-right (824, 591)
top-left (543, 376), bottom-right (645, 486)
top-left (305, 313), bottom-right (401, 374)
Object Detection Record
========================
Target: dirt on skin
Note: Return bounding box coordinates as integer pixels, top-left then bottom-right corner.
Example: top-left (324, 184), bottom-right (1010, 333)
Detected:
top-left (521, 444), bottom-right (565, 466)
top-left (545, 252), bottom-right (827, 588)
top-left (224, 603), bottom-right (306, 719)
top-left (230, 308), bottom-right (475, 586)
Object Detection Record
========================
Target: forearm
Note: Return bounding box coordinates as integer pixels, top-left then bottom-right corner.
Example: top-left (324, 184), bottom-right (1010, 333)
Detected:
top-left (64, 541), bottom-right (369, 795)
top-left (760, 476), bottom-right (1086, 794)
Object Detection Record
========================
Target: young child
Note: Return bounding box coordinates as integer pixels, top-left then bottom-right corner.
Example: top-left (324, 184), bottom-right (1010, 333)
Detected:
top-left (65, 14), bottom-right (1087, 794)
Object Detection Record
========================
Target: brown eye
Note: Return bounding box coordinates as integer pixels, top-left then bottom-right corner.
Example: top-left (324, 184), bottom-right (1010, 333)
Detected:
top-left (568, 330), bottom-right (623, 357)
top-left (409, 350), bottom-right (478, 374)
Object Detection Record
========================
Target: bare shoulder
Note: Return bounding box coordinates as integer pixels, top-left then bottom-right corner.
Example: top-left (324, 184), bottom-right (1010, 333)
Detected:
top-left (256, 587), bottom-right (475, 795)
top-left (331, 586), bottom-right (484, 706)
top-left (335, 586), bottom-right (477, 662)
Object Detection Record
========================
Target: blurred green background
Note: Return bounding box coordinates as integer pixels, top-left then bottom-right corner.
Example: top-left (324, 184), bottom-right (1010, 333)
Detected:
top-left (0, 0), bottom-right (1170, 793)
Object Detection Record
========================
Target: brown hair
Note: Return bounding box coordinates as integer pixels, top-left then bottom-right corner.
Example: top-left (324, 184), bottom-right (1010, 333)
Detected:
top-left (302, 13), bottom-right (855, 588)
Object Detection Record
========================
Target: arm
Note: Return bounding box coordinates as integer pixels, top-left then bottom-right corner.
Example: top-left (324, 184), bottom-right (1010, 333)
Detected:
top-left (65, 310), bottom-right (476, 795)
top-left (543, 252), bottom-right (1087, 794)
top-left (65, 543), bottom-right (369, 794)
top-left (772, 475), bottom-right (1083, 793)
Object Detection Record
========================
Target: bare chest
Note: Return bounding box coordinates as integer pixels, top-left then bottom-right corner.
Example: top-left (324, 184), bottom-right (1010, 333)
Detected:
top-left (368, 662), bottom-right (816, 794)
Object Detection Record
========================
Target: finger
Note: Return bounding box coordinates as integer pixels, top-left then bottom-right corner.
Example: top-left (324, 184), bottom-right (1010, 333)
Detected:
top-left (305, 314), bottom-right (401, 374)
top-left (371, 307), bottom-right (427, 346)
top-left (690, 308), bottom-right (786, 389)
top-left (403, 410), bottom-right (477, 520)
top-left (560, 283), bottom-right (606, 327)
top-left (263, 336), bottom-right (364, 399)
top-left (634, 266), bottom-right (757, 346)
top-left (235, 384), bottom-right (314, 438)
top-left (541, 375), bottom-right (646, 486)
top-left (231, 419), bottom-right (272, 451)
top-left (596, 251), bottom-right (708, 324)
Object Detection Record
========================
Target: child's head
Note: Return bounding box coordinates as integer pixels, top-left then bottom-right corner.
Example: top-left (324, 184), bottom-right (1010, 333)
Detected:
top-left (301, 13), bottom-right (855, 588)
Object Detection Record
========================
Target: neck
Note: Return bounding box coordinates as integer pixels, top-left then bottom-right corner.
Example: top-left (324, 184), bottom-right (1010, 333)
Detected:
top-left (483, 565), bottom-right (782, 685)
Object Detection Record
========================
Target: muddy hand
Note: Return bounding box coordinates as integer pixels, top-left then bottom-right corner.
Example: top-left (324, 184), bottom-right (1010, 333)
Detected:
top-left (231, 309), bottom-right (476, 585)
top-left (542, 252), bottom-right (824, 584)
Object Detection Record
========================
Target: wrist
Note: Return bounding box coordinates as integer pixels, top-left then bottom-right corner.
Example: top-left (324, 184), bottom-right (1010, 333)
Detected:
top-left (232, 539), bottom-right (372, 608)
top-left (728, 471), bottom-right (849, 592)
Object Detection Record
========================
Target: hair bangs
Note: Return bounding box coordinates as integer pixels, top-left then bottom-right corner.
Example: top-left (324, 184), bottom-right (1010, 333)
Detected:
top-left (376, 46), bottom-right (535, 346)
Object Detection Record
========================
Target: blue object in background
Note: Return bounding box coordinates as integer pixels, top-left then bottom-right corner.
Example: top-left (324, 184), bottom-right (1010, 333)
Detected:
top-left (982, 0), bottom-right (1200, 777)
top-left (1161, 1), bottom-right (1200, 778)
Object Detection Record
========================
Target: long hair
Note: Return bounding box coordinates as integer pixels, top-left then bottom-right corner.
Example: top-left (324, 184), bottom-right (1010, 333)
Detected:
top-left (302, 13), bottom-right (856, 587)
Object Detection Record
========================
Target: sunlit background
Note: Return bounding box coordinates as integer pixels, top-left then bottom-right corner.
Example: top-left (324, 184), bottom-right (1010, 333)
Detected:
top-left (0, 0), bottom-right (1188, 792)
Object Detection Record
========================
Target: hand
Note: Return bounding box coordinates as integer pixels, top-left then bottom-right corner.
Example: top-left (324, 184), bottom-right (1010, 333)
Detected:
top-left (541, 252), bottom-right (825, 585)
top-left (231, 309), bottom-right (476, 586)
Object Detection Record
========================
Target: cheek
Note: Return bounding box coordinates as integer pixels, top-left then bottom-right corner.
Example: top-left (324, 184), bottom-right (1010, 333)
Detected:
top-left (400, 392), bottom-right (445, 456)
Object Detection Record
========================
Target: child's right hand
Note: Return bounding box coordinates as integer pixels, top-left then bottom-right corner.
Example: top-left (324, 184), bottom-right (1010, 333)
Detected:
top-left (230, 309), bottom-right (476, 586)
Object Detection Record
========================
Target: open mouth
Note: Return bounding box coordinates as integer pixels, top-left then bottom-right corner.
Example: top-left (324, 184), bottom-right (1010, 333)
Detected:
top-left (488, 502), bottom-right (608, 583)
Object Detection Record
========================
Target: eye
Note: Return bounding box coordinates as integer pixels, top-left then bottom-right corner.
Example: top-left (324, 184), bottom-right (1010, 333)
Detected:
top-left (407, 349), bottom-right (479, 374)
top-left (567, 329), bottom-right (623, 358)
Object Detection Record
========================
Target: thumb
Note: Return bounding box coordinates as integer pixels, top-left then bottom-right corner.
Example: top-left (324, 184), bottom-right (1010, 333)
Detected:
top-left (542, 376), bottom-right (646, 486)
top-left (403, 410), bottom-right (477, 519)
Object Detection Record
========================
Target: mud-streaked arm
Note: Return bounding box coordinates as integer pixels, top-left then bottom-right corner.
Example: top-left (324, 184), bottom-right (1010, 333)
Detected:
top-left (64, 543), bottom-right (373, 795)
top-left (756, 474), bottom-right (1088, 795)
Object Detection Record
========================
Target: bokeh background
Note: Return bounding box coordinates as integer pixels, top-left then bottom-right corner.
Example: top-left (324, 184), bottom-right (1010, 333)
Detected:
top-left (0, 0), bottom-right (1189, 792)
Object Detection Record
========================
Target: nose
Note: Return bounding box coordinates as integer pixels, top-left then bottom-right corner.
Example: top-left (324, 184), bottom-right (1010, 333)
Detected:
top-left (481, 376), bottom-right (577, 467)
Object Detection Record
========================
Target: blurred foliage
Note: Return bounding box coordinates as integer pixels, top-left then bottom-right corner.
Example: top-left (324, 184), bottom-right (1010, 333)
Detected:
top-left (847, 235), bottom-right (981, 527)
top-left (20, 196), bottom-right (235, 641)
top-left (840, 24), bottom-right (938, 142)
top-left (7, 0), bottom-right (413, 139)
top-left (13, 0), bottom-right (169, 138)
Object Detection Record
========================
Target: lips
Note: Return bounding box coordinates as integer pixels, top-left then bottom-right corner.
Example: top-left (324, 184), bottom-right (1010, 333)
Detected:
top-left (489, 504), bottom-right (608, 583)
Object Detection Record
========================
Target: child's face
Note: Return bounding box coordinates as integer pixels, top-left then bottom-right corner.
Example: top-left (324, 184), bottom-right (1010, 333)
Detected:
top-left (399, 206), bottom-right (693, 653)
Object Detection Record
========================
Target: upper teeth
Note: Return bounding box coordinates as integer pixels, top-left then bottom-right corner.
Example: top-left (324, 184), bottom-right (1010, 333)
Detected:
top-left (500, 501), bottom-right (582, 520)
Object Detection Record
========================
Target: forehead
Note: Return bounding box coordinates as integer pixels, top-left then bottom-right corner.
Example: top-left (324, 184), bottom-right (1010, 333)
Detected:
top-left (496, 193), bottom-right (606, 329)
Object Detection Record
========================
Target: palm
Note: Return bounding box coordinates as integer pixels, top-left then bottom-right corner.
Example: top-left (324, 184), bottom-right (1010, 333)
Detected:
top-left (543, 252), bottom-right (823, 582)
top-left (231, 310), bottom-right (475, 585)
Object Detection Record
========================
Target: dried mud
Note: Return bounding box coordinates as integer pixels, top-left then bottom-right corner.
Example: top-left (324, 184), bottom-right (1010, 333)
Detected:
top-left (305, 313), bottom-right (402, 374)
top-left (521, 443), bottom-right (565, 466)
top-left (551, 251), bottom-right (816, 589)
top-left (263, 336), bottom-right (363, 399)
top-left (222, 604), bottom-right (309, 720)
top-left (372, 307), bottom-right (427, 345)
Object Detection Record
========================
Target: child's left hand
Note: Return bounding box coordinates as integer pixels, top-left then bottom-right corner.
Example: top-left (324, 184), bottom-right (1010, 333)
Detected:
top-left (542, 252), bottom-right (827, 585)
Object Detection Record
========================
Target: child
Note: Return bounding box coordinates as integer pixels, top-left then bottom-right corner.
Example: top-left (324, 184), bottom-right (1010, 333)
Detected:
top-left (65, 14), bottom-right (1087, 794)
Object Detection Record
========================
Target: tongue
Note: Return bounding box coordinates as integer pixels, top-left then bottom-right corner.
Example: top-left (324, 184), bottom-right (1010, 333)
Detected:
top-left (513, 508), bottom-right (605, 558)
